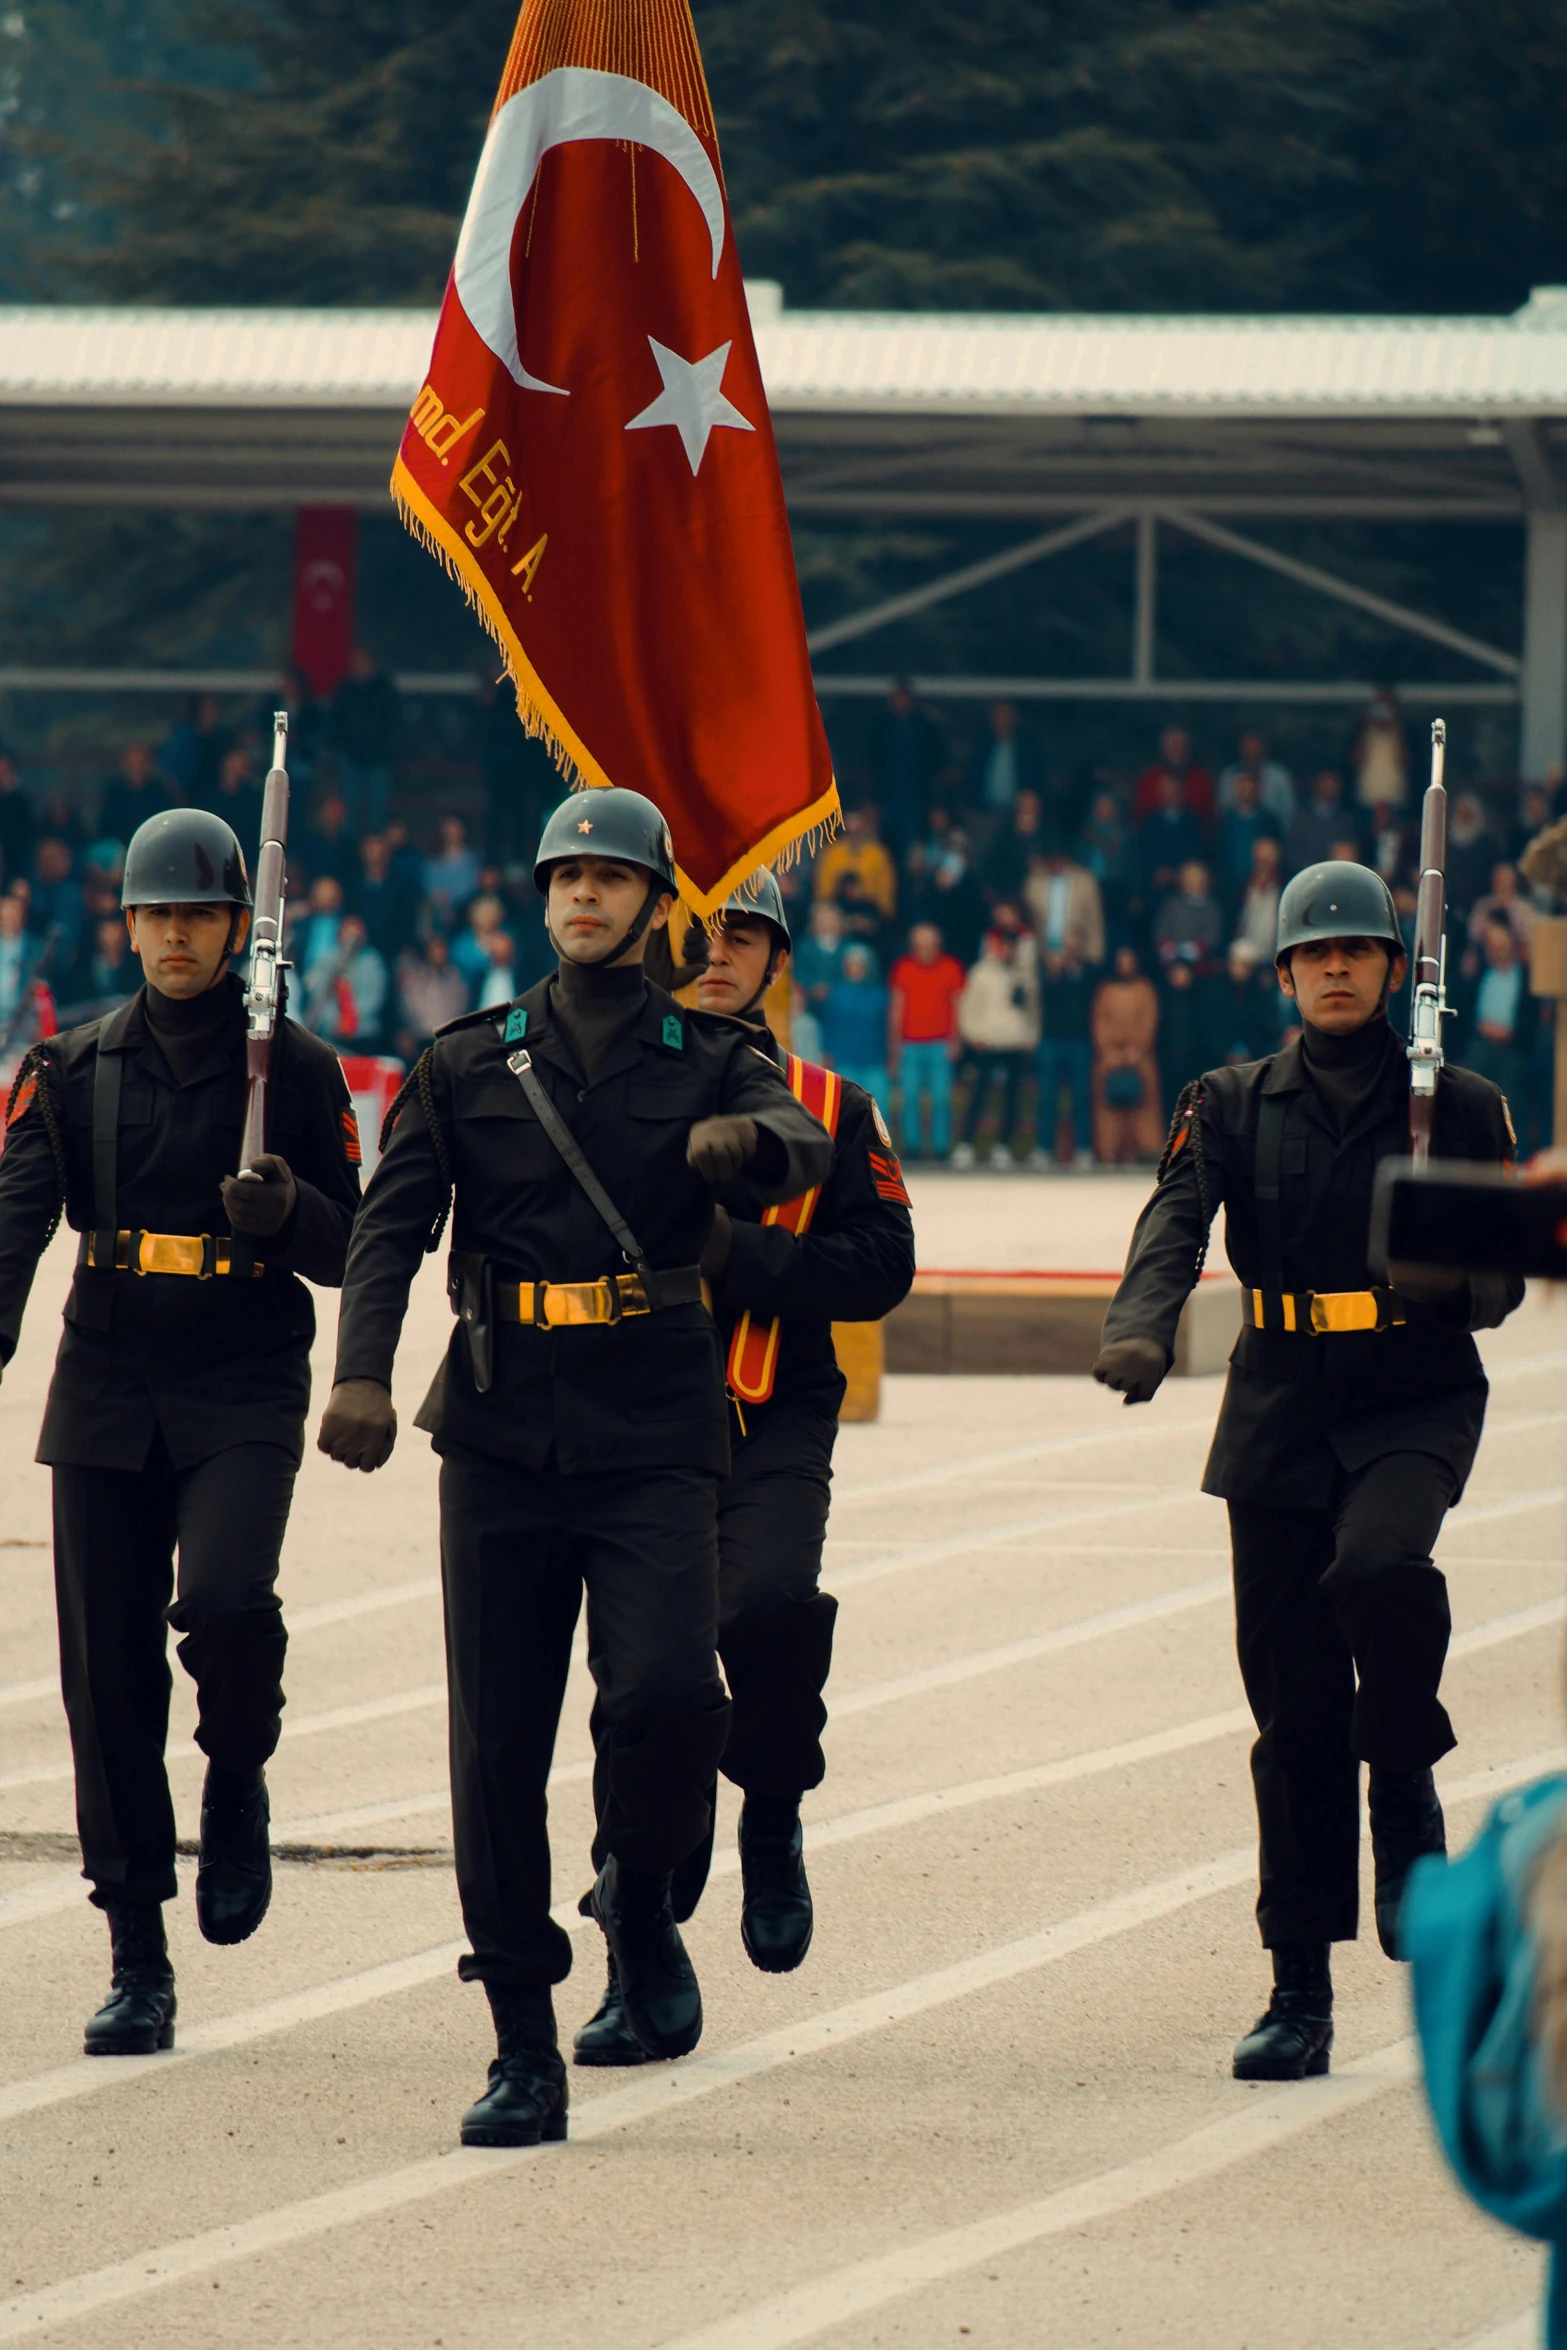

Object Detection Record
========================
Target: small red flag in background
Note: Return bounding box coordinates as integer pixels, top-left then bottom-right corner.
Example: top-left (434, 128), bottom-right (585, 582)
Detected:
top-left (392, 0), bottom-right (839, 914)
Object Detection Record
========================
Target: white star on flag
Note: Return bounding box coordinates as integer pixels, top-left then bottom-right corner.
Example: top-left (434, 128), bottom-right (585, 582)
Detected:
top-left (624, 338), bottom-right (755, 477)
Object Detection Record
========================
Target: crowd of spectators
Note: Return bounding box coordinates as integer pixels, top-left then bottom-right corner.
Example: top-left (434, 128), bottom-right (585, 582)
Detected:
top-left (1, 671), bottom-right (1562, 1169)
top-left (789, 694), bottom-right (1563, 1166)
top-left (0, 652), bottom-right (556, 1065)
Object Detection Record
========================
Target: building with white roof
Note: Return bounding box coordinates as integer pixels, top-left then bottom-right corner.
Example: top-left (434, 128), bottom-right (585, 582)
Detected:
top-left (2, 288), bottom-right (1565, 769)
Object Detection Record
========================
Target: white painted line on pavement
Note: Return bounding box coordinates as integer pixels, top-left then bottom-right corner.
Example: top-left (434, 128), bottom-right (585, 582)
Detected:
top-left (0, 1680), bottom-right (452, 1794)
top-left (0, 1847), bottom-right (1274, 2336)
top-left (0, 1699), bottom-right (1556, 2148)
top-left (283, 1576), bottom-right (441, 1632)
top-left (1458, 2315), bottom-right (1539, 2350)
top-left (0, 1675), bottom-right (54, 1713)
top-left (10, 1716), bottom-right (1548, 2350)
top-left (1455, 1488), bottom-right (1567, 1528)
top-left (833, 1412), bottom-right (1218, 1504)
top-left (653, 2041), bottom-right (1419, 2350)
top-left (832, 1488), bottom-right (1196, 1589)
top-left (832, 1579), bottom-right (1230, 1717)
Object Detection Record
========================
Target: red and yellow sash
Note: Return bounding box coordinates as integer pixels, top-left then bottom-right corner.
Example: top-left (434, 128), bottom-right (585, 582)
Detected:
top-left (725, 1052), bottom-right (842, 1407)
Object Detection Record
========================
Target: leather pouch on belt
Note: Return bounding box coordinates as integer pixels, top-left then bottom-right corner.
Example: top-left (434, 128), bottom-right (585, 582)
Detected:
top-left (449, 1252), bottom-right (494, 1395)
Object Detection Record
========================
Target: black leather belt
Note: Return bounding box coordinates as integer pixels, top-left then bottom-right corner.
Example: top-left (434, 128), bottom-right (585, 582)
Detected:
top-left (1242, 1286), bottom-right (1405, 1335)
top-left (79, 1229), bottom-right (265, 1279)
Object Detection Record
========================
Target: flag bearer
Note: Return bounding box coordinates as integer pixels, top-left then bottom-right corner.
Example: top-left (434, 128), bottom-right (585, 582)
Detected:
top-left (0, 809), bottom-right (361, 2053)
top-left (1091, 863), bottom-right (1522, 2081)
top-left (318, 792), bottom-right (832, 2147)
top-left (574, 869), bottom-right (915, 2065)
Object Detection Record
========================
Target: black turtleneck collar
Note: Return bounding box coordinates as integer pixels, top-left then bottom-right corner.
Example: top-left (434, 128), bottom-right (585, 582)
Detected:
top-left (548, 956), bottom-right (646, 1083)
top-left (142, 971), bottom-right (241, 1083)
top-left (1300, 1012), bottom-right (1399, 1133)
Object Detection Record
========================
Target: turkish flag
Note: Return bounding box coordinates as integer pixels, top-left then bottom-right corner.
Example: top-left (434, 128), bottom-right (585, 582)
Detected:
top-left (392, 0), bottom-right (837, 913)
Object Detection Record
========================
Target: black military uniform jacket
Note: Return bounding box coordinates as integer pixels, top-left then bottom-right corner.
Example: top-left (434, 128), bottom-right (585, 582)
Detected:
top-left (332, 973), bottom-right (834, 1477)
top-left (0, 977), bottom-right (361, 1470)
top-left (1102, 1026), bottom-right (1523, 1506)
top-left (712, 1026), bottom-right (916, 1420)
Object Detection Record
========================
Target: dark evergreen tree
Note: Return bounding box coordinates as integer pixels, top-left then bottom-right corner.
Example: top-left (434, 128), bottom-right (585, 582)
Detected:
top-left (15, 0), bottom-right (1567, 315)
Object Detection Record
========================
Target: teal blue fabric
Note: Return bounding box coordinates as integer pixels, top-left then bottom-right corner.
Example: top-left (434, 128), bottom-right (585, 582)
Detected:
top-left (1406, 1775), bottom-right (1567, 2345)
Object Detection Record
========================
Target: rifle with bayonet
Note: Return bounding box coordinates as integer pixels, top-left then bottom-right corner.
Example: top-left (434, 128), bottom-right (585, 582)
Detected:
top-left (238, 712), bottom-right (290, 1177)
top-left (1407, 718), bottom-right (1450, 1167)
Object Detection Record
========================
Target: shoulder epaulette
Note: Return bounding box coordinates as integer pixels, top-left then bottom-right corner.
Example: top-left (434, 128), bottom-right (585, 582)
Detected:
top-left (433, 1004), bottom-right (506, 1041)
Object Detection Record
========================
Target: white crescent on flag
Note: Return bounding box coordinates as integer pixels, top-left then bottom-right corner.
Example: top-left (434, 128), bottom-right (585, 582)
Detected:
top-left (452, 64), bottom-right (727, 395)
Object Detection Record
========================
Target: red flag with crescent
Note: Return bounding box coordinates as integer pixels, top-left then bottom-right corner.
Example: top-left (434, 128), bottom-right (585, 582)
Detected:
top-left (391, 0), bottom-right (838, 914)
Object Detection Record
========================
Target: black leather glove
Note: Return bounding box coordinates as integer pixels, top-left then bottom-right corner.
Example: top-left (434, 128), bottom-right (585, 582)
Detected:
top-left (700, 1204), bottom-right (734, 1281)
top-left (221, 1153), bottom-right (298, 1238)
top-left (1091, 1335), bottom-right (1169, 1406)
top-left (687, 1115), bottom-right (760, 1184)
top-left (317, 1379), bottom-right (398, 1472)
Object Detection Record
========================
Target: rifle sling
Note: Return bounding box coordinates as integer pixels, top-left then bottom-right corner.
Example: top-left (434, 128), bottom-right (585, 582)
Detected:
top-left (1253, 1091), bottom-right (1287, 1301)
top-left (506, 1049), bottom-right (649, 1271)
top-left (90, 1036), bottom-right (121, 1259)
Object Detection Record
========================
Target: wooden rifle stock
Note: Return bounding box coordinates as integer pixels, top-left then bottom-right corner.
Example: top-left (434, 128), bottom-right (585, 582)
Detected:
top-left (1408, 719), bottom-right (1448, 1166)
top-left (240, 717), bottom-right (290, 1172)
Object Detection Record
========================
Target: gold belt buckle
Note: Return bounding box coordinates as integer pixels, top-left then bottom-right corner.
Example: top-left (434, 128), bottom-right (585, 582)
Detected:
top-left (135, 1232), bottom-right (209, 1278)
top-left (1310, 1290), bottom-right (1378, 1335)
top-left (543, 1280), bottom-right (618, 1327)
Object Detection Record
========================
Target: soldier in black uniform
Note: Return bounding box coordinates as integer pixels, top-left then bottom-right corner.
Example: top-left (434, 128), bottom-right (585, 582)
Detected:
top-left (1092, 863), bottom-right (1522, 2081)
top-left (574, 869), bottom-right (916, 2066)
top-left (0, 808), bottom-right (360, 2054)
top-left (316, 791), bottom-right (832, 2149)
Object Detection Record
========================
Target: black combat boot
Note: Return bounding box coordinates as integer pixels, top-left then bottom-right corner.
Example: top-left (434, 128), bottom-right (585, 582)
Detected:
top-left (589, 1855), bottom-right (703, 2060)
top-left (572, 1947), bottom-right (649, 2067)
top-left (460, 1986), bottom-right (568, 2147)
top-left (85, 1902), bottom-right (177, 2056)
top-left (1369, 1767), bottom-right (1446, 1960)
top-left (195, 1763), bottom-right (272, 1946)
top-left (1232, 1944), bottom-right (1333, 2081)
top-left (738, 1795), bottom-right (814, 1974)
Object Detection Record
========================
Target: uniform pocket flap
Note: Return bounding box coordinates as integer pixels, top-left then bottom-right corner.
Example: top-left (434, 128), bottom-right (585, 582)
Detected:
top-left (626, 1076), bottom-right (711, 1120)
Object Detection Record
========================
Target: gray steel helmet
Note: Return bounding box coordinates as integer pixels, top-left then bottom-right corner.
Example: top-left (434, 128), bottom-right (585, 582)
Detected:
top-left (533, 788), bottom-right (678, 895)
top-left (718, 865), bottom-right (791, 951)
top-left (122, 808), bottom-right (251, 909)
top-left (1275, 861), bottom-right (1401, 960)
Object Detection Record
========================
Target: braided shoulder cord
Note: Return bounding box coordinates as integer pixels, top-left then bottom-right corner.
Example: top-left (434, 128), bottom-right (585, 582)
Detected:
top-left (1155, 1078), bottom-right (1215, 1282)
top-left (379, 1048), bottom-right (454, 1254)
top-left (5, 1044), bottom-right (68, 1246)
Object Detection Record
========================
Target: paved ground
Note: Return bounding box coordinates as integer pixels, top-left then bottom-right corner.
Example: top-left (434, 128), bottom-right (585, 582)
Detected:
top-left (0, 1172), bottom-right (1562, 2350)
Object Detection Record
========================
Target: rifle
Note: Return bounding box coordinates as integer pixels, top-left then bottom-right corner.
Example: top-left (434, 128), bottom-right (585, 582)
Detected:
top-left (1407, 718), bottom-right (1450, 1167)
top-left (239, 712), bottom-right (290, 1174)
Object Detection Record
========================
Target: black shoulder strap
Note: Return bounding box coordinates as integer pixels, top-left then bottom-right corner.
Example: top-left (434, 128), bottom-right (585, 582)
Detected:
top-left (91, 1036), bottom-right (122, 1242)
top-left (1253, 1090), bottom-right (1286, 1298)
top-left (507, 1048), bottom-right (647, 1268)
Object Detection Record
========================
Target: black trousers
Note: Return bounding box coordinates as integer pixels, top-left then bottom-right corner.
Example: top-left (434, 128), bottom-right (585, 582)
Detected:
top-left (647, 1403), bottom-right (839, 1922)
top-left (438, 1447), bottom-right (731, 1991)
top-left (52, 1432), bottom-right (295, 1910)
top-left (1229, 1448), bottom-right (1457, 1949)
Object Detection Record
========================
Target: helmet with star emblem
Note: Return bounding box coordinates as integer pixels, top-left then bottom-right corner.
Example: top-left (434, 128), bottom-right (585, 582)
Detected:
top-left (533, 788), bottom-right (678, 896)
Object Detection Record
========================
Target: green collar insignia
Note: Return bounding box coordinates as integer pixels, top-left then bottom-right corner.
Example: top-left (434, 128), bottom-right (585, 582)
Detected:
top-left (503, 1005), bottom-right (529, 1045)
top-left (661, 1013), bottom-right (684, 1052)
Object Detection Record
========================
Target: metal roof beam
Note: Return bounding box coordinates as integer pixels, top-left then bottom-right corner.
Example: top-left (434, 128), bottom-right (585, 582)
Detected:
top-left (803, 509), bottom-right (1122, 656)
top-left (1162, 507), bottom-right (1521, 677)
top-left (788, 492), bottom-right (1520, 522)
top-left (810, 675), bottom-right (1518, 705)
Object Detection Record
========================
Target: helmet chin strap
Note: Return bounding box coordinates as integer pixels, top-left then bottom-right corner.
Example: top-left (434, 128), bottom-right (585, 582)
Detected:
top-left (734, 951), bottom-right (784, 1022)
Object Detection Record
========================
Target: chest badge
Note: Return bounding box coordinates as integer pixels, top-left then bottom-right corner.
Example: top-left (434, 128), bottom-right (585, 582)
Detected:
top-left (503, 1005), bottom-right (529, 1045)
top-left (662, 1013), bottom-right (684, 1052)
